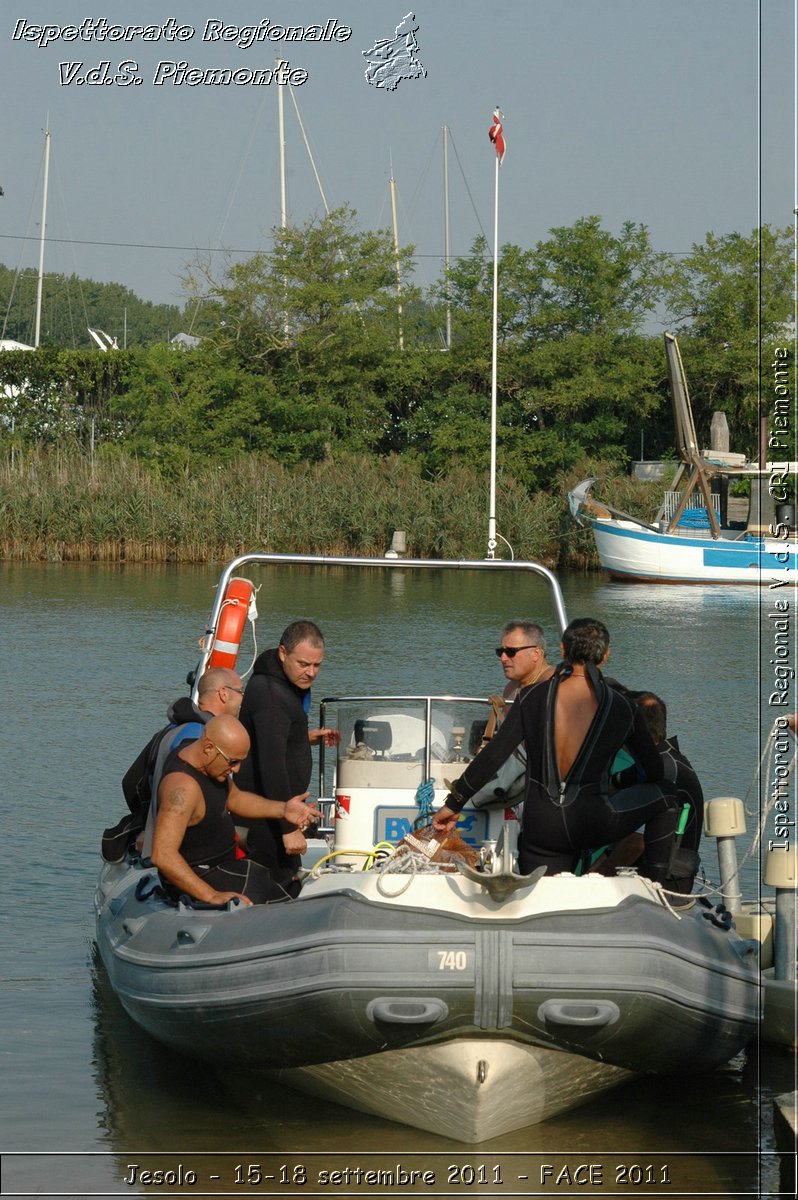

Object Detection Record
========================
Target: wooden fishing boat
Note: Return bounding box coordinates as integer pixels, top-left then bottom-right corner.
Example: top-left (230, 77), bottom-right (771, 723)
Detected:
top-left (568, 334), bottom-right (797, 584)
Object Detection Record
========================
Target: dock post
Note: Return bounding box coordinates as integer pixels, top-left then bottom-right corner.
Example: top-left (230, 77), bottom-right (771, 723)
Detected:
top-left (710, 412), bottom-right (730, 524)
top-left (764, 845), bottom-right (797, 983)
top-left (704, 797), bottom-right (746, 913)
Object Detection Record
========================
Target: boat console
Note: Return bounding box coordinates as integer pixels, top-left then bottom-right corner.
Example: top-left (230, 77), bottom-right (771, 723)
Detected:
top-left (318, 695), bottom-right (515, 863)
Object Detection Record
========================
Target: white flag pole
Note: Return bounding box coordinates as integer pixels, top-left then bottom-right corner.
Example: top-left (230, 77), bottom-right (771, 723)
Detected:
top-left (487, 127), bottom-right (501, 558)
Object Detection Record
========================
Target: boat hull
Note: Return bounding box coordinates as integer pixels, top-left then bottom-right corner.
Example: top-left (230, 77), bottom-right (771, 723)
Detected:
top-left (274, 1039), bottom-right (634, 1142)
top-left (587, 516), bottom-right (797, 584)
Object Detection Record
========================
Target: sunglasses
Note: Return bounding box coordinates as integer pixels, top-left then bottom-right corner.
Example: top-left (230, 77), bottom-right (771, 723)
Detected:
top-left (495, 644), bottom-right (539, 659)
top-left (209, 741), bottom-right (243, 768)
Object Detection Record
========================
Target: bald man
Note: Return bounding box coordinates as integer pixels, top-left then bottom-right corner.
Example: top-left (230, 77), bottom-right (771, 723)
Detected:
top-left (123, 666), bottom-right (245, 814)
top-left (132, 666), bottom-right (247, 859)
top-left (152, 715), bottom-right (319, 906)
top-left (104, 667), bottom-right (249, 865)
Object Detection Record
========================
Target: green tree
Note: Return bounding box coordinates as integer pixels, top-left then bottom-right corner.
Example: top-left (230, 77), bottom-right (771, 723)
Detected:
top-left (414, 219), bottom-right (669, 486)
top-left (116, 344), bottom-right (271, 469)
top-left (188, 206), bottom-right (413, 352)
top-left (0, 346), bottom-right (132, 448)
top-left (530, 216), bottom-right (668, 339)
top-left (183, 206), bottom-right (423, 460)
top-left (662, 226), bottom-right (794, 450)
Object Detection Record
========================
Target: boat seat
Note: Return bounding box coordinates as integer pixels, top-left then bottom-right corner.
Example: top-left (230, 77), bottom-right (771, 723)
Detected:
top-left (353, 719), bottom-right (392, 757)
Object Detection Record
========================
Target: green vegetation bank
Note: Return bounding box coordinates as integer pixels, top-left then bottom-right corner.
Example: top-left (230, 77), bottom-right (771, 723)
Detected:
top-left (0, 211), bottom-right (792, 564)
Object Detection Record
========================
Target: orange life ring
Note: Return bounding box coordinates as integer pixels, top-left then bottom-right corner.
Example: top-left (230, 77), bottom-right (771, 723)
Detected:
top-left (206, 577), bottom-right (255, 671)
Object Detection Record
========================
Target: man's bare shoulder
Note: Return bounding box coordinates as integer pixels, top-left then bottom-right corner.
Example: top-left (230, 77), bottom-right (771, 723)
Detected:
top-left (159, 769), bottom-right (203, 817)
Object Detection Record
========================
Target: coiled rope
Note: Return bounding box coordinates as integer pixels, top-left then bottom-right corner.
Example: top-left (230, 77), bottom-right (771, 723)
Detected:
top-left (414, 777), bottom-right (436, 825)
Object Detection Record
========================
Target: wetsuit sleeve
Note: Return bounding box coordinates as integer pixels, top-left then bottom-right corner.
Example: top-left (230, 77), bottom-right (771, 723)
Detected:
top-left (448, 700), bottom-right (526, 811)
top-left (613, 708), bottom-right (664, 787)
top-left (657, 746), bottom-right (678, 785)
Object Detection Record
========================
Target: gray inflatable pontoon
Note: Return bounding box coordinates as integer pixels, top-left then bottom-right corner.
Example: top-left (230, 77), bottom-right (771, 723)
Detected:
top-left (96, 849), bottom-right (758, 1142)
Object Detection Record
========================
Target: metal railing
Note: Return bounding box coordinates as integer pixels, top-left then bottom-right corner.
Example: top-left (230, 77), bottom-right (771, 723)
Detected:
top-left (191, 552), bottom-right (569, 698)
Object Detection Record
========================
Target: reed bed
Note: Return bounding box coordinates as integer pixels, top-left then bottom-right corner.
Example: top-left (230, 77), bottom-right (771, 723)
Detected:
top-left (0, 447), bottom-right (652, 566)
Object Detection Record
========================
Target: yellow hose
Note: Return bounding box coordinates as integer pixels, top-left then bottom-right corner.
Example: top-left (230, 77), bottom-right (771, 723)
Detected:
top-left (309, 844), bottom-right (399, 875)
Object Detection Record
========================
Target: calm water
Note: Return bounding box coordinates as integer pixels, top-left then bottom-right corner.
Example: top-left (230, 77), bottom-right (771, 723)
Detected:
top-left (0, 560), bottom-right (792, 1198)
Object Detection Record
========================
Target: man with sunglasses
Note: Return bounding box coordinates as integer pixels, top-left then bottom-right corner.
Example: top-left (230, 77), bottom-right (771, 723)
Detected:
top-left (469, 622), bottom-right (554, 810)
top-left (496, 620), bottom-right (554, 701)
top-left (151, 715), bottom-right (320, 906)
top-left (434, 618), bottom-right (681, 886)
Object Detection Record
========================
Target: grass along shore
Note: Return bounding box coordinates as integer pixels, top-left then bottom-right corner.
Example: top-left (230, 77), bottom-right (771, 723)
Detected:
top-left (0, 447), bottom-right (655, 566)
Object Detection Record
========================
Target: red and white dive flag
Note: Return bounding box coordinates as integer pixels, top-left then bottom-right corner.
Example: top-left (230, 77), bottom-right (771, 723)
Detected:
top-left (488, 107), bottom-right (506, 164)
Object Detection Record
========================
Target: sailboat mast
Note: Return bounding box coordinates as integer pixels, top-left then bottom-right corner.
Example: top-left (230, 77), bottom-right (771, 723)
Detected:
top-left (486, 105), bottom-right (507, 559)
top-left (277, 61), bottom-right (287, 229)
top-left (34, 125), bottom-right (50, 349)
top-left (276, 62), bottom-right (289, 338)
top-left (443, 125), bottom-right (451, 351)
top-left (389, 159), bottom-right (404, 351)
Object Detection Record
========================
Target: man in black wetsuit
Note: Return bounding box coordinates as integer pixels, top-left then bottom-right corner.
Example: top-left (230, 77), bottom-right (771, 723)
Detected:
top-left (432, 617), bottom-right (682, 885)
top-left (614, 691), bottom-right (704, 894)
top-left (152, 715), bottom-right (320, 906)
top-left (237, 621), bottom-right (339, 887)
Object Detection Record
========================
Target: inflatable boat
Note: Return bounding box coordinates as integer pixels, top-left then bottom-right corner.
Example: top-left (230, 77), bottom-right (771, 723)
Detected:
top-left (94, 555), bottom-right (760, 1142)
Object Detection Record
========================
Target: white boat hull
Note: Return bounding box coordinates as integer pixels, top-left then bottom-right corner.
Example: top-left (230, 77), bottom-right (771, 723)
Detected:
top-left (588, 517), bottom-right (797, 584)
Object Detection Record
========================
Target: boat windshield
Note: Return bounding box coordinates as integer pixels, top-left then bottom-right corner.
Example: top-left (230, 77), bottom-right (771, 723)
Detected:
top-left (320, 695), bottom-right (493, 793)
top-left (317, 695), bottom-right (500, 850)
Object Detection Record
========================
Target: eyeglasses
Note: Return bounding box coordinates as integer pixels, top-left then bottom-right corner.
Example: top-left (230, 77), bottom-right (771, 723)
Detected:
top-left (495, 644), bottom-right (539, 659)
top-left (209, 741), bottom-right (243, 768)
top-left (222, 685), bottom-right (245, 695)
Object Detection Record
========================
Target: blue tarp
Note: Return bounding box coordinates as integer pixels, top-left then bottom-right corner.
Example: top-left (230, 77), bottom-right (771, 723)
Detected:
top-left (677, 508), bottom-right (721, 529)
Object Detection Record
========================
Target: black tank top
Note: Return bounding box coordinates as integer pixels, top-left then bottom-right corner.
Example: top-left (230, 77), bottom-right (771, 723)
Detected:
top-left (159, 750), bottom-right (236, 866)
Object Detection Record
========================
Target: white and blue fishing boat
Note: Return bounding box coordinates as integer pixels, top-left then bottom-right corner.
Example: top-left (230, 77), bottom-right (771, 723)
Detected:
top-left (568, 334), bottom-right (797, 584)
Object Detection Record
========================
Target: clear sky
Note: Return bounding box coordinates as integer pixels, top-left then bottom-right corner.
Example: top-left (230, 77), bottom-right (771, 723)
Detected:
top-left (1, 0), bottom-right (794, 326)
